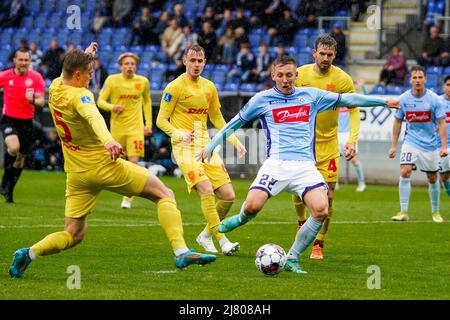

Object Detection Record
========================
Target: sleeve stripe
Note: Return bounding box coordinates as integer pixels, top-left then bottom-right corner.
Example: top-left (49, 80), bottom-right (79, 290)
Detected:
top-left (238, 112), bottom-right (248, 123)
top-left (332, 93), bottom-right (342, 110)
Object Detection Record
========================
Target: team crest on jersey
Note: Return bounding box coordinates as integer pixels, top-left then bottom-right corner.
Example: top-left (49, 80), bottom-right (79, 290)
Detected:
top-left (8, 80), bottom-right (13, 86)
top-left (80, 95), bottom-right (92, 104)
top-left (204, 92), bottom-right (211, 103)
top-left (405, 111), bottom-right (431, 122)
top-left (25, 78), bottom-right (33, 87)
top-left (298, 97), bottom-right (306, 103)
top-left (326, 84), bottom-right (336, 92)
top-left (164, 92), bottom-right (172, 102)
top-left (135, 83), bottom-right (142, 90)
top-left (272, 105), bottom-right (310, 123)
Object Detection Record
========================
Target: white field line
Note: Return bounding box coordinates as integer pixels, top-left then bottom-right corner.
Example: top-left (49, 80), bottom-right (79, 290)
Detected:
top-left (0, 220), bottom-right (446, 229)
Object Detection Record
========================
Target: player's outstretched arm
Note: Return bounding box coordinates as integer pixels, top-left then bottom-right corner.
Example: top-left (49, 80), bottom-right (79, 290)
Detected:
top-left (339, 93), bottom-right (399, 109)
top-left (198, 114), bottom-right (247, 162)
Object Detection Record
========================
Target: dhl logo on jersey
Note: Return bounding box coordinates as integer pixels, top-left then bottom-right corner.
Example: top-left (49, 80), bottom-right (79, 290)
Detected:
top-left (186, 108), bottom-right (208, 114)
top-left (119, 94), bottom-right (139, 100)
top-left (406, 110), bottom-right (431, 123)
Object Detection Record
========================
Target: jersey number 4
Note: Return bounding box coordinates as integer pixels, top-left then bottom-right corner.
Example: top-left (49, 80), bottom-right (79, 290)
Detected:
top-left (53, 110), bottom-right (72, 143)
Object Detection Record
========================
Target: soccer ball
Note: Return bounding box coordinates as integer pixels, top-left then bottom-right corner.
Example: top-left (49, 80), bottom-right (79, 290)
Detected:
top-left (255, 243), bottom-right (287, 276)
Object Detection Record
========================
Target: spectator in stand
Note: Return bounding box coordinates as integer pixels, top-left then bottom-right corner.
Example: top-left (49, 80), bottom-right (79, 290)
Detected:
top-left (274, 42), bottom-right (288, 60)
top-left (229, 42), bottom-right (256, 83)
top-left (296, 0), bottom-right (317, 29)
top-left (29, 42), bottom-right (43, 73)
top-left (173, 25), bottom-right (198, 61)
top-left (161, 18), bottom-right (183, 63)
top-left (219, 26), bottom-right (237, 64)
top-left (152, 10), bottom-right (170, 38)
top-left (195, 6), bottom-right (220, 31)
top-left (112, 0), bottom-right (133, 27)
top-left (246, 0), bottom-right (271, 27)
top-left (234, 27), bottom-right (249, 49)
top-left (198, 21), bottom-right (219, 63)
top-left (0, 0), bottom-right (25, 28)
top-left (92, 0), bottom-right (113, 33)
top-left (131, 6), bottom-right (159, 45)
top-left (252, 42), bottom-right (272, 82)
top-left (229, 8), bottom-right (251, 33)
top-left (173, 3), bottom-right (190, 29)
top-left (164, 57), bottom-right (185, 82)
top-left (142, 0), bottom-right (166, 12)
top-left (262, 0), bottom-right (289, 28)
top-left (379, 46), bottom-right (407, 86)
top-left (269, 9), bottom-right (298, 46)
top-left (217, 9), bottom-right (233, 37)
top-left (89, 56), bottom-right (109, 94)
top-left (418, 26), bottom-right (446, 66)
top-left (43, 129), bottom-right (63, 171)
top-left (9, 38), bottom-right (29, 63)
top-left (350, 0), bottom-right (368, 22)
top-left (41, 39), bottom-right (65, 80)
top-left (330, 24), bottom-right (347, 65)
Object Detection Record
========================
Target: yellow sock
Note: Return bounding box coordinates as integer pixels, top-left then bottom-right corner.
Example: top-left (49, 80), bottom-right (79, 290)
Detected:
top-left (292, 195), bottom-right (307, 221)
top-left (204, 199), bottom-right (234, 235)
top-left (316, 202), bottom-right (333, 242)
top-left (156, 198), bottom-right (187, 252)
top-left (31, 231), bottom-right (74, 257)
top-left (200, 194), bottom-right (223, 240)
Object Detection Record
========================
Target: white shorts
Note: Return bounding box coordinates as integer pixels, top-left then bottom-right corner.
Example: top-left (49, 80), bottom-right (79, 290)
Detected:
top-left (338, 132), bottom-right (358, 156)
top-left (249, 158), bottom-right (328, 201)
top-left (400, 144), bottom-right (439, 172)
top-left (439, 154), bottom-right (450, 173)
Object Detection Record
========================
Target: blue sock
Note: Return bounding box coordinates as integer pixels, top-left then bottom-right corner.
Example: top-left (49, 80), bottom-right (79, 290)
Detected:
top-left (354, 162), bottom-right (365, 184)
top-left (428, 181), bottom-right (440, 213)
top-left (443, 180), bottom-right (450, 196)
top-left (399, 176), bottom-right (411, 213)
top-left (287, 216), bottom-right (323, 259)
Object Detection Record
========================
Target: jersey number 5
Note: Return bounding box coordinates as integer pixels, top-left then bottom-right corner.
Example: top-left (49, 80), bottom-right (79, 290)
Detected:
top-left (53, 110), bottom-right (72, 143)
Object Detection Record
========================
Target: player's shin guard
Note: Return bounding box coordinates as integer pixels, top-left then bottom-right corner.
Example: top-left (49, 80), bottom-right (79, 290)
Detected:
top-left (200, 194), bottom-right (223, 240)
top-left (292, 195), bottom-right (307, 222)
top-left (428, 181), bottom-right (440, 213)
top-left (399, 176), bottom-right (411, 212)
top-left (156, 198), bottom-right (187, 252)
top-left (30, 231), bottom-right (74, 257)
top-left (204, 199), bottom-right (234, 236)
top-left (287, 216), bottom-right (323, 259)
top-left (443, 180), bottom-right (450, 196)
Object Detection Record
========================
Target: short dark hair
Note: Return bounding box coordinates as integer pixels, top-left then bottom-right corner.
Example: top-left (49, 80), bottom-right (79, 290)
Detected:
top-left (315, 34), bottom-right (338, 51)
top-left (444, 75), bottom-right (450, 83)
top-left (410, 65), bottom-right (426, 76)
top-left (183, 44), bottom-right (205, 59)
top-left (272, 55), bottom-right (297, 70)
top-left (62, 49), bottom-right (94, 78)
top-left (14, 48), bottom-right (31, 59)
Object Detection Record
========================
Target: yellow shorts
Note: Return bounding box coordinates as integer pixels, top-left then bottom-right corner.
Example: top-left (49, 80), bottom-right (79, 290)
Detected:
top-left (113, 132), bottom-right (144, 158)
top-left (65, 159), bottom-right (149, 218)
top-left (174, 146), bottom-right (230, 192)
top-left (316, 156), bottom-right (340, 183)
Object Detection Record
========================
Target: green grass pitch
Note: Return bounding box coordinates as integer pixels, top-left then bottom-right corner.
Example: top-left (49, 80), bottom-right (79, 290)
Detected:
top-left (1, 170), bottom-right (449, 300)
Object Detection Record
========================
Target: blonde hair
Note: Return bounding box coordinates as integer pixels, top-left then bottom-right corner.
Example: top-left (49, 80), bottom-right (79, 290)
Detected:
top-left (117, 52), bottom-right (140, 65)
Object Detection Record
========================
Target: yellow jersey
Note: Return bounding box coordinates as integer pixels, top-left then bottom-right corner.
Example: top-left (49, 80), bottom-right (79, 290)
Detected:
top-left (156, 73), bottom-right (238, 148)
top-left (97, 73), bottom-right (152, 135)
top-left (294, 64), bottom-right (359, 161)
top-left (48, 77), bottom-right (115, 172)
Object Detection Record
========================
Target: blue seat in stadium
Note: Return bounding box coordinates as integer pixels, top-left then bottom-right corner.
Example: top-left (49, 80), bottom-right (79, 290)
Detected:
top-left (223, 83), bottom-right (239, 92)
top-left (204, 64), bottom-right (215, 72)
top-left (294, 34), bottom-right (308, 48)
top-left (384, 86), bottom-right (404, 95)
top-left (370, 85), bottom-right (386, 95)
top-left (150, 81), bottom-right (161, 90)
top-left (240, 83), bottom-right (256, 92)
top-left (215, 64), bottom-right (229, 72)
top-left (443, 66), bottom-right (450, 74)
top-left (426, 74), bottom-right (439, 88)
top-left (297, 52), bottom-right (310, 65)
top-left (249, 34), bottom-right (261, 48)
top-left (140, 51), bottom-right (154, 63)
top-left (211, 70), bottom-right (227, 85)
top-left (149, 69), bottom-right (165, 82)
top-left (427, 66), bottom-right (443, 75)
